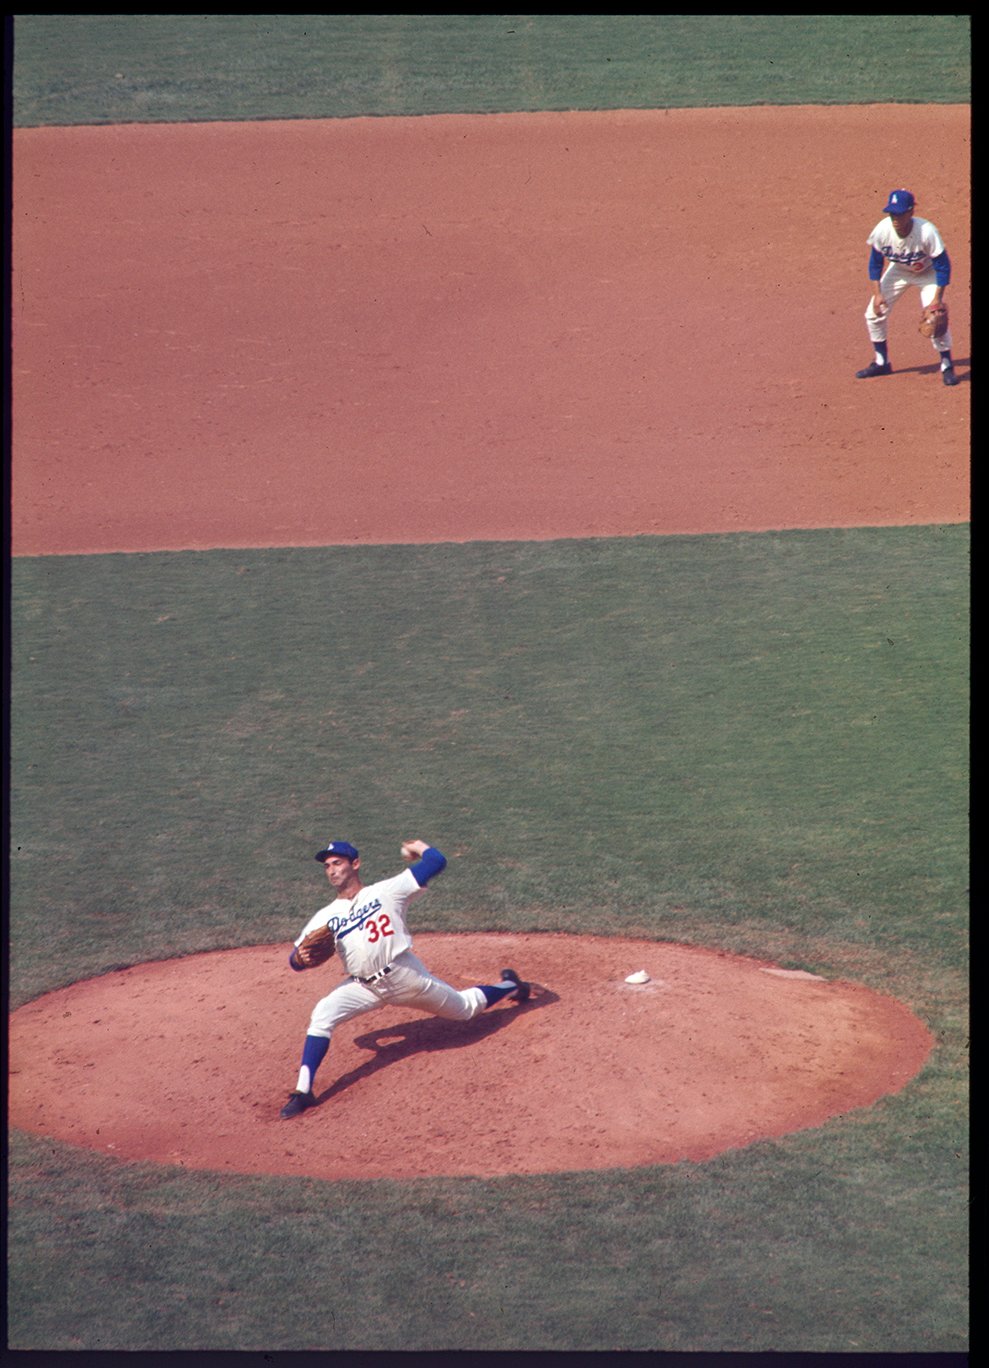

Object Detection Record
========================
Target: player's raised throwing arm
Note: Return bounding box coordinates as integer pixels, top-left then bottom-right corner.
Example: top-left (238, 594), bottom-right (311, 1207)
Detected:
top-left (400, 839), bottom-right (447, 885)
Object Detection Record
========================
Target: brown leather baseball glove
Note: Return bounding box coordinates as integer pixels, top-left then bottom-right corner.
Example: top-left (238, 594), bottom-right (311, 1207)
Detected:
top-left (293, 924), bottom-right (336, 968)
top-left (918, 302), bottom-right (949, 339)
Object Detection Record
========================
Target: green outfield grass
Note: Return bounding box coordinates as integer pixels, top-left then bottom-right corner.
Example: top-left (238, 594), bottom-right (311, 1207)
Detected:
top-left (8, 528), bottom-right (969, 1351)
top-left (10, 530), bottom-right (968, 1007)
top-left (12, 14), bottom-right (971, 127)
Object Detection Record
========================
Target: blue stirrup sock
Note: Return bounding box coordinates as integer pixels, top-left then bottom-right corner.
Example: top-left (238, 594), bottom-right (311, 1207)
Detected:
top-left (480, 979), bottom-right (520, 1007)
top-left (296, 1033), bottom-right (330, 1093)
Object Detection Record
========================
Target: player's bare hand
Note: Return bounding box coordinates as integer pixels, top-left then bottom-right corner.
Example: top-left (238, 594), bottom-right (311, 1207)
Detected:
top-left (401, 839), bottom-right (428, 860)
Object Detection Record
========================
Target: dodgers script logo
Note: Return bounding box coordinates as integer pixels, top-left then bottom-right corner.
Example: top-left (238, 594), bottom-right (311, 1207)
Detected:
top-left (331, 896), bottom-right (383, 939)
top-left (880, 245), bottom-right (929, 270)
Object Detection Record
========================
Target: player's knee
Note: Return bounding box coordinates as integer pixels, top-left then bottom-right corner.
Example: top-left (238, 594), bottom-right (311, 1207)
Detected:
top-left (429, 989), bottom-right (485, 1021)
top-left (464, 987), bottom-right (491, 1017)
top-left (432, 999), bottom-right (474, 1021)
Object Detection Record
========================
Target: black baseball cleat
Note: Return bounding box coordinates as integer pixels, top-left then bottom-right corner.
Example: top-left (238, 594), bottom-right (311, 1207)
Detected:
top-left (855, 362), bottom-right (892, 378)
top-left (501, 967), bottom-right (531, 1003)
top-left (280, 1089), bottom-right (317, 1119)
top-left (942, 366), bottom-right (959, 387)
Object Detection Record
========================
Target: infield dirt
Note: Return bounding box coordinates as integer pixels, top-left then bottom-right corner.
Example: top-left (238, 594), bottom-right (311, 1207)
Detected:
top-left (12, 104), bottom-right (969, 556)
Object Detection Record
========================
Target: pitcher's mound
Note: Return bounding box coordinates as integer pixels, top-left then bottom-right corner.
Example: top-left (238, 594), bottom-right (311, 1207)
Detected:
top-left (8, 932), bottom-right (933, 1180)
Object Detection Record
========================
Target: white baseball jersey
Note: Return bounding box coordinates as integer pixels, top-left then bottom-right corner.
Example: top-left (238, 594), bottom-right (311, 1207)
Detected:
top-left (296, 869), bottom-right (424, 979)
top-left (867, 215), bottom-right (946, 275)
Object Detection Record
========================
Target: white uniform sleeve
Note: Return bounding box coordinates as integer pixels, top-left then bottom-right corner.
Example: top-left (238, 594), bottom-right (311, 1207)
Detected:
top-left (295, 903), bottom-right (336, 945)
top-left (922, 221), bottom-right (946, 257)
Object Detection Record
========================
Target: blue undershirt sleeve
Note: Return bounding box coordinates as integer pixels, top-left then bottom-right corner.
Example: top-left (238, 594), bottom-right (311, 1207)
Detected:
top-left (931, 250), bottom-right (951, 287)
top-left (868, 248), bottom-right (885, 282)
top-left (411, 846), bottom-right (447, 886)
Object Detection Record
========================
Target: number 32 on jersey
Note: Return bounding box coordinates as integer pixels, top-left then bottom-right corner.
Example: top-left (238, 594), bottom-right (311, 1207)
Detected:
top-left (365, 914), bottom-right (394, 943)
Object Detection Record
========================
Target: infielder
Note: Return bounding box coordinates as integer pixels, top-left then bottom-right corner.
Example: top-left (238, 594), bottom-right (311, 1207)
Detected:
top-left (280, 837), bottom-right (530, 1118)
top-left (856, 188), bottom-right (959, 386)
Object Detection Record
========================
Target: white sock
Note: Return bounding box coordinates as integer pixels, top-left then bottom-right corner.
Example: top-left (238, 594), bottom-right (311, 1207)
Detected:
top-left (295, 1066), bottom-right (311, 1094)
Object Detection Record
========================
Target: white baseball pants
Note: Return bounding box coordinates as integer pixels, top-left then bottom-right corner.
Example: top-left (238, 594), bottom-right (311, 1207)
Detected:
top-left (305, 949), bottom-right (489, 1040)
top-left (865, 265), bottom-right (953, 353)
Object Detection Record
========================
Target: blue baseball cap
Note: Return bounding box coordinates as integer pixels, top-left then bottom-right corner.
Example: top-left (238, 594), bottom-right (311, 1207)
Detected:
top-left (883, 189), bottom-right (915, 214)
top-left (315, 840), bottom-right (359, 863)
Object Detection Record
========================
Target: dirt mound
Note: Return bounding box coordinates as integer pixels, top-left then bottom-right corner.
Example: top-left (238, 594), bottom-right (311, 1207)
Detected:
top-left (9, 933), bottom-right (933, 1179)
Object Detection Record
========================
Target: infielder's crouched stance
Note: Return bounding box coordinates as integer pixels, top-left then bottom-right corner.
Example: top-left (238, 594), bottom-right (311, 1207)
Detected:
top-left (856, 187), bottom-right (959, 387)
top-left (280, 837), bottom-right (530, 1118)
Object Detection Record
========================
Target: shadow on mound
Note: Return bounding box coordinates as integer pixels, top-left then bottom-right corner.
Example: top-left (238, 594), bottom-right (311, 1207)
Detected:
top-left (319, 983), bottom-right (557, 1103)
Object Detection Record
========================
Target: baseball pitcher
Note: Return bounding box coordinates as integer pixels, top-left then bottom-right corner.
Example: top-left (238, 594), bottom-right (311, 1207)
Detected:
top-left (280, 837), bottom-right (530, 1117)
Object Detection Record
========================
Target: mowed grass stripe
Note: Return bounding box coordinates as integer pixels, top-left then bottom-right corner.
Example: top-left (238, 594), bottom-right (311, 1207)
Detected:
top-left (13, 14), bottom-right (970, 127)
